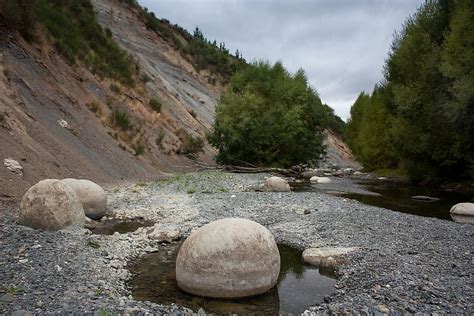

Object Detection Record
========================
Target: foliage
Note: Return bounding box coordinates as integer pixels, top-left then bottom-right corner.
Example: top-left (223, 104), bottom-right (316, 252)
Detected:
top-left (131, 1), bottom-right (246, 81)
top-left (184, 27), bottom-right (246, 79)
top-left (177, 128), bottom-right (204, 156)
top-left (209, 61), bottom-right (328, 167)
top-left (322, 103), bottom-right (346, 138)
top-left (155, 128), bottom-right (165, 149)
top-left (113, 110), bottom-right (130, 130)
top-left (133, 143), bottom-right (145, 155)
top-left (0, 0), bottom-right (37, 40)
top-left (149, 98), bottom-right (162, 112)
top-left (6, 286), bottom-right (22, 295)
top-left (1, 0), bottom-right (138, 86)
top-left (346, 0), bottom-right (474, 182)
top-left (87, 240), bottom-right (100, 249)
top-left (97, 308), bottom-right (118, 316)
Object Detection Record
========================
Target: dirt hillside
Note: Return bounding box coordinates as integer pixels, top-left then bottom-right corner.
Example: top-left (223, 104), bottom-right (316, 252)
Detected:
top-left (0, 0), bottom-right (359, 201)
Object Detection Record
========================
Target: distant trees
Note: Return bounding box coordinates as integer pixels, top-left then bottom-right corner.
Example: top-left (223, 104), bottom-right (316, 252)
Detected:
top-left (209, 61), bottom-right (329, 167)
top-left (346, 0), bottom-right (474, 182)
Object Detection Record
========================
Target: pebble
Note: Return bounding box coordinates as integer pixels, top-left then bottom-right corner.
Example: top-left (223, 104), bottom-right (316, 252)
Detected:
top-left (0, 171), bottom-right (472, 315)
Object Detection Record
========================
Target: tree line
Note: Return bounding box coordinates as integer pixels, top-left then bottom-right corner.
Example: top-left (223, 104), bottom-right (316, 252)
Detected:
top-left (346, 0), bottom-right (473, 182)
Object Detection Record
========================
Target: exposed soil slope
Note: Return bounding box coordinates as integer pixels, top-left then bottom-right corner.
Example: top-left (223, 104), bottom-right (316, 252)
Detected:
top-left (0, 0), bottom-right (223, 200)
top-left (0, 0), bottom-right (359, 201)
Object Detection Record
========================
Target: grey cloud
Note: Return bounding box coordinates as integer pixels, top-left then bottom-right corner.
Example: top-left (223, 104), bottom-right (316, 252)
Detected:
top-left (139, 0), bottom-right (423, 120)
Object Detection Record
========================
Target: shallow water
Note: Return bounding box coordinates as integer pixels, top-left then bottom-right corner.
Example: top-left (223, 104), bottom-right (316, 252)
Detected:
top-left (90, 219), bottom-right (153, 235)
top-left (128, 243), bottom-right (336, 315)
top-left (294, 178), bottom-right (473, 221)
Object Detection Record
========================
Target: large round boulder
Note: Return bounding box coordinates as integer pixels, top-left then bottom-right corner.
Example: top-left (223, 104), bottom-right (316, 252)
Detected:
top-left (450, 202), bottom-right (474, 224)
top-left (176, 218), bottom-right (280, 298)
top-left (20, 179), bottom-right (85, 230)
top-left (61, 178), bottom-right (107, 220)
top-left (263, 176), bottom-right (291, 192)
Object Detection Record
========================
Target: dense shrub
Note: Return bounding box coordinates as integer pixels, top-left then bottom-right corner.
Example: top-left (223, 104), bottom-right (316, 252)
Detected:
top-left (149, 98), bottom-right (162, 112)
top-left (208, 61), bottom-right (328, 167)
top-left (0, 0), bottom-right (37, 41)
top-left (113, 110), bottom-right (130, 130)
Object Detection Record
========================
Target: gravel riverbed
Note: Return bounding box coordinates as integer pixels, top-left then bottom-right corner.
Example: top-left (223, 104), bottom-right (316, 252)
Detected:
top-left (0, 171), bottom-right (472, 315)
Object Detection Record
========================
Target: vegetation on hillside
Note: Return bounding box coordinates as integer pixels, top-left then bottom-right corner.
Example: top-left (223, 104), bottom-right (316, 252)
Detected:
top-left (118, 0), bottom-right (245, 81)
top-left (0, 0), bottom-right (138, 86)
top-left (209, 61), bottom-right (329, 167)
top-left (346, 0), bottom-right (474, 182)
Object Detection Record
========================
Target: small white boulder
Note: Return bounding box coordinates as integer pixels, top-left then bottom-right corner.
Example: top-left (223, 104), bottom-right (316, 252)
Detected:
top-left (303, 247), bottom-right (357, 268)
top-left (4, 158), bottom-right (23, 175)
top-left (147, 223), bottom-right (181, 242)
top-left (310, 176), bottom-right (332, 184)
top-left (61, 178), bottom-right (107, 220)
top-left (20, 179), bottom-right (85, 230)
top-left (450, 203), bottom-right (474, 224)
top-left (263, 176), bottom-right (291, 192)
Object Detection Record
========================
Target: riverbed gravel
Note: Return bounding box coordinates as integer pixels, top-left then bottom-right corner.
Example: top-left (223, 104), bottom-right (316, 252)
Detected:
top-left (0, 171), bottom-right (472, 315)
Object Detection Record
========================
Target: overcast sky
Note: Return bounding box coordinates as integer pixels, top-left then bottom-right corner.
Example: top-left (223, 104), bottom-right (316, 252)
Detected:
top-left (139, 0), bottom-right (423, 120)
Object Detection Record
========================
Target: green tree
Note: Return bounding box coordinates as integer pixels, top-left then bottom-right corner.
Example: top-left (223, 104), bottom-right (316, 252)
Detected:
top-left (209, 61), bottom-right (327, 167)
top-left (346, 0), bottom-right (473, 182)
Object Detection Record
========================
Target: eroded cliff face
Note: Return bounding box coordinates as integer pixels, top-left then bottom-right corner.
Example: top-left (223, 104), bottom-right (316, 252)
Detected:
top-left (0, 0), bottom-right (223, 200)
top-left (0, 0), bottom-right (359, 200)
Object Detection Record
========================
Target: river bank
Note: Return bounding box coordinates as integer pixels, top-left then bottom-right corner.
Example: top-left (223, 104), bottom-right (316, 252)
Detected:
top-left (0, 171), bottom-right (472, 314)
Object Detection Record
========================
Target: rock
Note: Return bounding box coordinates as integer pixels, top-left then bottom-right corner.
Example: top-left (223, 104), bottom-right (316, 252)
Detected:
top-left (353, 171), bottom-right (363, 176)
top-left (4, 158), bottom-right (23, 175)
top-left (262, 176), bottom-right (291, 192)
top-left (378, 304), bottom-right (390, 314)
top-left (450, 203), bottom-right (474, 224)
top-left (300, 170), bottom-right (318, 178)
top-left (147, 224), bottom-right (181, 242)
top-left (57, 119), bottom-right (69, 128)
top-left (333, 170), bottom-right (344, 177)
top-left (302, 247), bottom-right (357, 268)
top-left (144, 246), bottom-right (159, 253)
top-left (310, 176), bottom-right (332, 184)
top-left (176, 218), bottom-right (280, 298)
top-left (11, 310), bottom-right (33, 316)
top-left (304, 209), bottom-right (311, 215)
top-left (61, 179), bottom-right (107, 220)
top-left (19, 179), bottom-right (85, 230)
top-left (411, 195), bottom-right (440, 202)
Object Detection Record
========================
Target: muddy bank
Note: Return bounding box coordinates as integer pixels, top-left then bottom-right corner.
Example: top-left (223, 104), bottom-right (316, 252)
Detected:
top-left (0, 171), bottom-right (472, 314)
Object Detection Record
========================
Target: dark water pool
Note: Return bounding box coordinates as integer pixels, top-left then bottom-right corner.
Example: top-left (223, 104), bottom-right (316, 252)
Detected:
top-left (294, 178), bottom-right (473, 221)
top-left (90, 219), bottom-right (153, 235)
top-left (128, 243), bottom-right (336, 315)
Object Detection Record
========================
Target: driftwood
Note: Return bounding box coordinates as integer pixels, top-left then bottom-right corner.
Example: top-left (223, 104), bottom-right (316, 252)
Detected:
top-left (222, 165), bottom-right (299, 177)
top-left (188, 158), bottom-right (300, 177)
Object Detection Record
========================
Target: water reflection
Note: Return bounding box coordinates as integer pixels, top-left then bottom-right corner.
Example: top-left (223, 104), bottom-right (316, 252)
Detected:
top-left (128, 243), bottom-right (336, 315)
top-left (294, 178), bottom-right (472, 220)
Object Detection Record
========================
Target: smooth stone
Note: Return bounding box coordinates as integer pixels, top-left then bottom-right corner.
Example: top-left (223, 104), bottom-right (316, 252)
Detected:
top-left (302, 247), bottom-right (357, 268)
top-left (176, 218), bottom-right (280, 298)
top-left (262, 176), bottom-right (291, 192)
top-left (450, 202), bottom-right (474, 224)
top-left (146, 224), bottom-right (181, 242)
top-left (411, 195), bottom-right (440, 202)
top-left (19, 179), bottom-right (85, 230)
top-left (310, 176), bottom-right (332, 184)
top-left (61, 178), bottom-right (107, 220)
